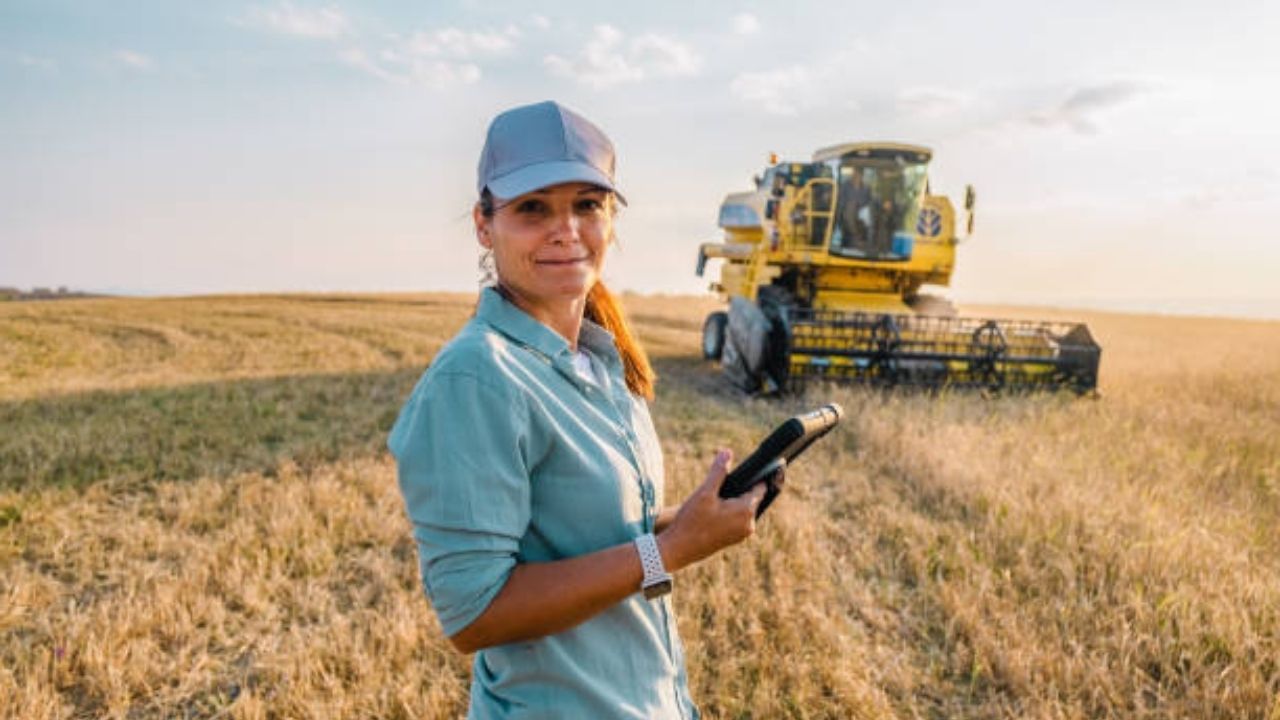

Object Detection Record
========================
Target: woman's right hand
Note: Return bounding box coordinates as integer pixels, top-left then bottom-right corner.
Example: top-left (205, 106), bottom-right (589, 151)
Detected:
top-left (656, 449), bottom-right (769, 573)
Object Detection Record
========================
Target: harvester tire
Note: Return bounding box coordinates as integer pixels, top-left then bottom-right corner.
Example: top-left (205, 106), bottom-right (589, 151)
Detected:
top-left (720, 331), bottom-right (749, 391)
top-left (701, 312), bottom-right (728, 361)
top-left (722, 297), bottom-right (772, 392)
top-left (727, 297), bottom-right (771, 376)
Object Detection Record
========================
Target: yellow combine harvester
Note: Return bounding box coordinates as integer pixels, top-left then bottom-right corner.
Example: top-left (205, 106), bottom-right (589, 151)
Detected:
top-left (695, 142), bottom-right (1101, 394)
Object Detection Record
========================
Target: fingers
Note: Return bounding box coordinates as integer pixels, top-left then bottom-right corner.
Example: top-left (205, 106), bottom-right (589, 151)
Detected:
top-left (664, 450), bottom-right (769, 567)
top-left (743, 482), bottom-right (767, 513)
top-left (702, 449), bottom-right (733, 492)
top-left (722, 482), bottom-right (765, 519)
top-left (723, 484), bottom-right (764, 537)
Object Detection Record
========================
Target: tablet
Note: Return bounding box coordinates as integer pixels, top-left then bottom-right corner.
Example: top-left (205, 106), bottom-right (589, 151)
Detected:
top-left (719, 403), bottom-right (845, 517)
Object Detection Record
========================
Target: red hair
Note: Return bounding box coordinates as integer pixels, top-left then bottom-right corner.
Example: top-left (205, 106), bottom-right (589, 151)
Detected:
top-left (584, 281), bottom-right (655, 400)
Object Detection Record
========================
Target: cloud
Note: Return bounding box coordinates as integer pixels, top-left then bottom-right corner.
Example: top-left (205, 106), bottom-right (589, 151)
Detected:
top-left (730, 65), bottom-right (816, 116)
top-left (1028, 80), bottom-right (1152, 135)
top-left (404, 60), bottom-right (481, 89)
top-left (339, 47), bottom-right (481, 89)
top-left (245, 1), bottom-right (348, 39)
top-left (631, 34), bottom-right (700, 76)
top-left (531, 15), bottom-right (552, 30)
top-left (732, 13), bottom-right (761, 36)
top-left (113, 50), bottom-right (154, 71)
top-left (545, 26), bottom-right (640, 88)
top-left (338, 25), bottom-right (512, 89)
top-left (405, 26), bottom-right (519, 58)
top-left (544, 25), bottom-right (701, 89)
top-left (729, 43), bottom-right (874, 116)
top-left (337, 47), bottom-right (400, 84)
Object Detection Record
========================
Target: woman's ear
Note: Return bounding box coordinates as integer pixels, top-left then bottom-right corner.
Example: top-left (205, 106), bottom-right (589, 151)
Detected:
top-left (474, 205), bottom-right (492, 249)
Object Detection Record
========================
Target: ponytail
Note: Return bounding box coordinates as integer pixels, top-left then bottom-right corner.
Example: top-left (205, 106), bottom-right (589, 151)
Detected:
top-left (585, 281), bottom-right (656, 401)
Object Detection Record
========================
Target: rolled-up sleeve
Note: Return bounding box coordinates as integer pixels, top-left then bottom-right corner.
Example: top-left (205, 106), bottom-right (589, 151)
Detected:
top-left (388, 371), bottom-right (532, 637)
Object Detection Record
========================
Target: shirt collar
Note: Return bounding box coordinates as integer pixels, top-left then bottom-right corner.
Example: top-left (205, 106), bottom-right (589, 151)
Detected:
top-left (476, 286), bottom-right (620, 366)
top-left (578, 316), bottom-right (621, 365)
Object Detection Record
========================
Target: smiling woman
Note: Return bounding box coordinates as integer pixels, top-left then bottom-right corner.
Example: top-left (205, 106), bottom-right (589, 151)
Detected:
top-left (387, 101), bottom-right (777, 719)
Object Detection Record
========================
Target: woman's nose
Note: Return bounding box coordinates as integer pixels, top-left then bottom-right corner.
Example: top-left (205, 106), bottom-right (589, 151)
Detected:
top-left (547, 209), bottom-right (579, 243)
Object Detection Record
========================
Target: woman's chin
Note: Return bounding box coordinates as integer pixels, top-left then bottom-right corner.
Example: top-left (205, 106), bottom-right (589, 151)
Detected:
top-left (539, 270), bottom-right (598, 298)
top-left (555, 280), bottom-right (595, 300)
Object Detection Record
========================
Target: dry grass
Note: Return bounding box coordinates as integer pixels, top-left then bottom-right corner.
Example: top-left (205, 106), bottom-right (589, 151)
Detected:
top-left (2, 294), bottom-right (1278, 719)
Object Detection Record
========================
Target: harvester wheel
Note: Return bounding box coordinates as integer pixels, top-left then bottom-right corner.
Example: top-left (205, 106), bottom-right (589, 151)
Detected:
top-left (701, 311), bottom-right (728, 361)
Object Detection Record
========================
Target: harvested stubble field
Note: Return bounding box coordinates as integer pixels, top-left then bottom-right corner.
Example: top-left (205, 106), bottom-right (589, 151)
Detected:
top-left (1, 293), bottom-right (1278, 719)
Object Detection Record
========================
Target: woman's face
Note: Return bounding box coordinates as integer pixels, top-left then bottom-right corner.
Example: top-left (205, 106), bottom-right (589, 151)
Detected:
top-left (476, 182), bottom-right (613, 312)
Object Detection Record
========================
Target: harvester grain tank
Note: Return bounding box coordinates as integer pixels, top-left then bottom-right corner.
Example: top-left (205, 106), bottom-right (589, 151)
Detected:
top-left (696, 142), bottom-right (1101, 394)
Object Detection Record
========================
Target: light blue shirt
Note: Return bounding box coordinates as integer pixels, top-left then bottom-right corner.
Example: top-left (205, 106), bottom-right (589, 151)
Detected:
top-left (389, 288), bottom-right (699, 719)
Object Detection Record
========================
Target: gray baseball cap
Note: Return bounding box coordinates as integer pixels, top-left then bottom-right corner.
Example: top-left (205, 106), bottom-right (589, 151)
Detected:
top-left (477, 100), bottom-right (626, 204)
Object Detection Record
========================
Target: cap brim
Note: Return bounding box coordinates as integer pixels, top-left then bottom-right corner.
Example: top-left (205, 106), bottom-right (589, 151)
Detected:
top-left (486, 160), bottom-right (627, 206)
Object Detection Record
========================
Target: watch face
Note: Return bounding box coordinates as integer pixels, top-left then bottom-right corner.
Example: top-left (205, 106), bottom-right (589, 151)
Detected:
top-left (643, 579), bottom-right (673, 600)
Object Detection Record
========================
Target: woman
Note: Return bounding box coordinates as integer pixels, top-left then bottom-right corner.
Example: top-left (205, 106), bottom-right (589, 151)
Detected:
top-left (389, 101), bottom-right (774, 719)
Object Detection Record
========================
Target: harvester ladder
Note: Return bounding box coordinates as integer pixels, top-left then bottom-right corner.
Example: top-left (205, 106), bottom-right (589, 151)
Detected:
top-left (784, 178), bottom-right (835, 251)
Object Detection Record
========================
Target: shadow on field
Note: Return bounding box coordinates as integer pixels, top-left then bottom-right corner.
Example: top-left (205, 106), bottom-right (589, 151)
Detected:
top-left (0, 355), bottom-right (762, 493)
top-left (648, 356), bottom-right (823, 460)
top-left (0, 368), bottom-right (426, 492)
top-left (651, 356), bottom-right (743, 404)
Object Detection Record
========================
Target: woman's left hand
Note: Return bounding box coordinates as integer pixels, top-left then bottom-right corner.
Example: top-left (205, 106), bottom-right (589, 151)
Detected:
top-left (656, 449), bottom-right (784, 573)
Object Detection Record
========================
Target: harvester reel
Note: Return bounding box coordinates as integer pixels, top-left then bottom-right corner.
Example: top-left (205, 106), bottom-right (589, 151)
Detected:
top-left (871, 315), bottom-right (903, 386)
top-left (971, 321), bottom-right (1008, 389)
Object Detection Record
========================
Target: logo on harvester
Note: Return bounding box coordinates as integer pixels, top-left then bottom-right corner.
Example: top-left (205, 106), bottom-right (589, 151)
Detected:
top-left (916, 207), bottom-right (942, 237)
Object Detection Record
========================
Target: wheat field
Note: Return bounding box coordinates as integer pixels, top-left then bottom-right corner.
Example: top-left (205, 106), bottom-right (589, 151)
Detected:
top-left (1, 293), bottom-right (1278, 719)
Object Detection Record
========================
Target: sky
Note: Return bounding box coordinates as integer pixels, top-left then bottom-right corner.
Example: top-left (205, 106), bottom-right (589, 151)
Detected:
top-left (2, 0), bottom-right (1279, 318)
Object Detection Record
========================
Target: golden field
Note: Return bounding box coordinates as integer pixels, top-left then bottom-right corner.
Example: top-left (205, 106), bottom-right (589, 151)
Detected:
top-left (1, 293), bottom-right (1278, 719)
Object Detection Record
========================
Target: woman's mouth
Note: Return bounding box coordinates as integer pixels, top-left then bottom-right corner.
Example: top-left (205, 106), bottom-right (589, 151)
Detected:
top-left (535, 256), bottom-right (589, 266)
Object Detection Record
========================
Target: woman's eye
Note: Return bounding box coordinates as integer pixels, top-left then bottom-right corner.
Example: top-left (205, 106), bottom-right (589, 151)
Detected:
top-left (514, 199), bottom-right (546, 214)
top-left (575, 198), bottom-right (604, 213)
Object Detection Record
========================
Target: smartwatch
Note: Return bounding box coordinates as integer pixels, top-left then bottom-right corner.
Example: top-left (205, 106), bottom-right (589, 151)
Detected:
top-left (634, 533), bottom-right (673, 600)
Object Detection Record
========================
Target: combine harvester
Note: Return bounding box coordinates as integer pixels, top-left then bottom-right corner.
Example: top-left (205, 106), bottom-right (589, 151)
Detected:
top-left (696, 142), bottom-right (1101, 394)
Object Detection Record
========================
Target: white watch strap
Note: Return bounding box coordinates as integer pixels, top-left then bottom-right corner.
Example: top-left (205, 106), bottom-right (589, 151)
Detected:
top-left (634, 533), bottom-right (672, 594)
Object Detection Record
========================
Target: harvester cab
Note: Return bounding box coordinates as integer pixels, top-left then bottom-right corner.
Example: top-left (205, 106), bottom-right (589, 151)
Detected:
top-left (696, 142), bottom-right (1101, 395)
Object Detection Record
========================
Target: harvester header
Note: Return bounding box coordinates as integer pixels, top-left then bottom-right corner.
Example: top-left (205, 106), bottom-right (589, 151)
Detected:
top-left (696, 142), bottom-right (1101, 394)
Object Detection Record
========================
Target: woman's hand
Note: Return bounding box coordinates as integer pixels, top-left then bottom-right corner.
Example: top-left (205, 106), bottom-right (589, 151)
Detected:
top-left (656, 450), bottom-right (781, 572)
top-left (447, 449), bottom-right (783, 653)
